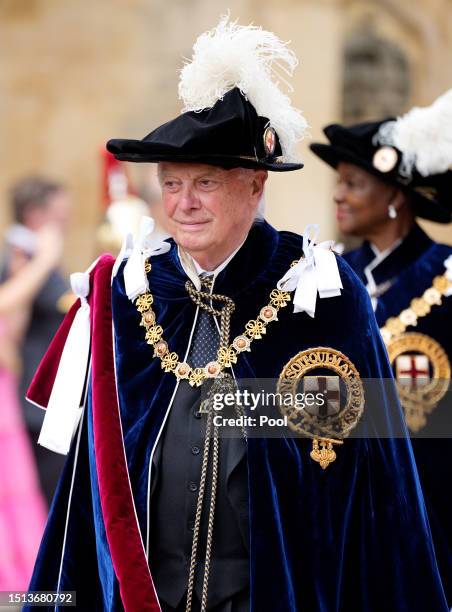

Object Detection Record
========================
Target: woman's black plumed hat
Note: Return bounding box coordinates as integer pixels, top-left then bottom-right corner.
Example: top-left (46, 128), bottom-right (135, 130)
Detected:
top-left (107, 17), bottom-right (307, 173)
top-left (310, 91), bottom-right (452, 223)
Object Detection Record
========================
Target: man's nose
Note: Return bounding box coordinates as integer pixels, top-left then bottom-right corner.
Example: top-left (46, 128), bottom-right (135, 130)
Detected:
top-left (178, 184), bottom-right (200, 210)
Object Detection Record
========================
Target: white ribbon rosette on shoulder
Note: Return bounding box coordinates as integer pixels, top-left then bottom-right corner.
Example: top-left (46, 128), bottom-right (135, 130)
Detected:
top-left (123, 216), bottom-right (171, 301)
top-left (37, 216), bottom-right (170, 455)
top-left (38, 268), bottom-right (93, 454)
top-left (277, 224), bottom-right (343, 317)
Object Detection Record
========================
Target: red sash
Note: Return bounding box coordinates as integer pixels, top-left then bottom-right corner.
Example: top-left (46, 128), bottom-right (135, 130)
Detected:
top-left (27, 254), bottom-right (161, 612)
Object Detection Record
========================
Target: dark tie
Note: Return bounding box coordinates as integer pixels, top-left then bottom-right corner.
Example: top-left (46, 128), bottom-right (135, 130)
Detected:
top-left (187, 274), bottom-right (220, 368)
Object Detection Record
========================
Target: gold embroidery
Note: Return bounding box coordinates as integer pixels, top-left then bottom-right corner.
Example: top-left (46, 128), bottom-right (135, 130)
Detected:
top-left (386, 333), bottom-right (450, 432)
top-left (380, 266), bottom-right (451, 431)
top-left (380, 270), bottom-right (451, 344)
top-left (310, 438), bottom-right (343, 470)
top-left (277, 347), bottom-right (364, 469)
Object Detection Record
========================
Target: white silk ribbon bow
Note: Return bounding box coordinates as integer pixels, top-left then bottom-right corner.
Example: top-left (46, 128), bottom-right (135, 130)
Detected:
top-left (277, 224), bottom-right (343, 317)
top-left (38, 270), bottom-right (92, 455)
top-left (444, 254), bottom-right (452, 297)
top-left (123, 216), bottom-right (170, 301)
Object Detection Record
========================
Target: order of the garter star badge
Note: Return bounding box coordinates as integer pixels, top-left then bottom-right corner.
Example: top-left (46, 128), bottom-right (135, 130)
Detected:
top-left (386, 333), bottom-right (450, 433)
top-left (277, 347), bottom-right (364, 469)
top-left (379, 268), bottom-right (452, 432)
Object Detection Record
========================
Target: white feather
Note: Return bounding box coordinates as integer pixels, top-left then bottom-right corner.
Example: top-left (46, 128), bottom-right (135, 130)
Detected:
top-left (178, 15), bottom-right (308, 162)
top-left (375, 89), bottom-right (452, 177)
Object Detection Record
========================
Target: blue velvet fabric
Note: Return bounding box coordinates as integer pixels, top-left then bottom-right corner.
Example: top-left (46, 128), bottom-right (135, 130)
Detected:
top-left (25, 394), bottom-right (113, 611)
top-left (344, 222), bottom-right (452, 606)
top-left (27, 220), bottom-right (448, 611)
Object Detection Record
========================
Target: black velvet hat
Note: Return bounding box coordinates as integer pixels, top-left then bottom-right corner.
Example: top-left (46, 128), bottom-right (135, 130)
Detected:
top-left (107, 88), bottom-right (303, 172)
top-left (310, 117), bottom-right (452, 223)
top-left (107, 17), bottom-right (307, 174)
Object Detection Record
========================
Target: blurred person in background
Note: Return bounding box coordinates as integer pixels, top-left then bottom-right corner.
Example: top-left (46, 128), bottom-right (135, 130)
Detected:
top-left (0, 176), bottom-right (71, 505)
top-left (96, 151), bottom-right (150, 256)
top-left (96, 152), bottom-right (169, 256)
top-left (311, 90), bottom-right (452, 605)
top-left (0, 224), bottom-right (62, 590)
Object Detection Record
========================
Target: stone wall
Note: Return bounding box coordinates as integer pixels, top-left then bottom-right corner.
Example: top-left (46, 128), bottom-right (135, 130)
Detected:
top-left (0, 0), bottom-right (450, 273)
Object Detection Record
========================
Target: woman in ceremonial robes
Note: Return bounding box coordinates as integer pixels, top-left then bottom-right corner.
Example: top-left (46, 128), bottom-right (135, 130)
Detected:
top-left (311, 90), bottom-right (452, 605)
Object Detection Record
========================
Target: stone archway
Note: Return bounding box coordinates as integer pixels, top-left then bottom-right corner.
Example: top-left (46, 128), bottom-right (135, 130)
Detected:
top-left (342, 27), bottom-right (411, 123)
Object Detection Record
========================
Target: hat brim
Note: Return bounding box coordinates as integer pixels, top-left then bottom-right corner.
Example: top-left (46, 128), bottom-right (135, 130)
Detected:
top-left (310, 142), bottom-right (451, 224)
top-left (310, 142), bottom-right (387, 181)
top-left (107, 139), bottom-right (303, 172)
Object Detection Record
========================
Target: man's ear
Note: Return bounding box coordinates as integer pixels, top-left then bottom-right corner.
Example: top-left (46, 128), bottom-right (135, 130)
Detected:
top-left (251, 170), bottom-right (268, 198)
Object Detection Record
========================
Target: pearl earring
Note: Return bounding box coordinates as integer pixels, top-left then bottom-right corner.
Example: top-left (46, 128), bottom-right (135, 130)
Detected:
top-left (388, 204), bottom-right (397, 219)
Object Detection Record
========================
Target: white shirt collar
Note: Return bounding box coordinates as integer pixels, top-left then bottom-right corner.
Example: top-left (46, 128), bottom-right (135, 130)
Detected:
top-left (369, 237), bottom-right (403, 260)
top-left (364, 237), bottom-right (403, 310)
top-left (177, 239), bottom-right (246, 290)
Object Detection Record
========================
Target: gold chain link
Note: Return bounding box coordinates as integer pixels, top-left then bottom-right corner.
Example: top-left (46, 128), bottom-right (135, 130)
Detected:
top-left (184, 277), bottom-right (233, 612)
top-left (185, 403), bottom-right (219, 612)
top-left (380, 270), bottom-right (452, 345)
top-left (136, 259), bottom-right (294, 609)
top-left (185, 278), bottom-right (235, 351)
top-left (136, 260), bottom-right (293, 386)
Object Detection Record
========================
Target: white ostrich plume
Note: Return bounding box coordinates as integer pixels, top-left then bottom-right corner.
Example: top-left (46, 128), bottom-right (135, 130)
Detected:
top-left (375, 88), bottom-right (452, 178)
top-left (178, 15), bottom-right (308, 162)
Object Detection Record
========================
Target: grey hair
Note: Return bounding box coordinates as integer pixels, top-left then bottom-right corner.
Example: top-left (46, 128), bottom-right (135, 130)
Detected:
top-left (254, 192), bottom-right (266, 221)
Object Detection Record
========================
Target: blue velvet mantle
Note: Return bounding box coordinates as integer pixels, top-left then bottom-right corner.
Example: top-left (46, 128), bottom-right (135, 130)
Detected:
top-left (27, 220), bottom-right (448, 611)
top-left (344, 222), bottom-right (452, 606)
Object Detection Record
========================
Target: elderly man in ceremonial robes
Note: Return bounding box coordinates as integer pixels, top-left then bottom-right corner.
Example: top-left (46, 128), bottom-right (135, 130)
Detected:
top-left (26, 18), bottom-right (448, 612)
